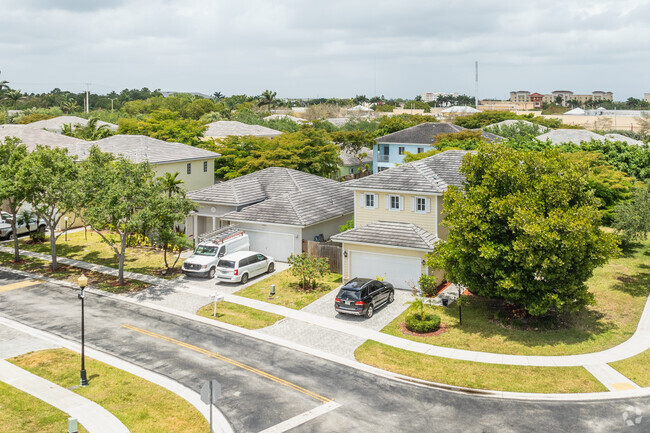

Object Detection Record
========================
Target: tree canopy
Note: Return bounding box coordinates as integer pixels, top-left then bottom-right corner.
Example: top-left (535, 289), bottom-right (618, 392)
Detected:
top-left (428, 143), bottom-right (619, 316)
top-left (117, 110), bottom-right (206, 145)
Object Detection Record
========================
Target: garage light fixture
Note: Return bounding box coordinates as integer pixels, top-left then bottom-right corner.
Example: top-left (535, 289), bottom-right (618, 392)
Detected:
top-left (343, 251), bottom-right (348, 258)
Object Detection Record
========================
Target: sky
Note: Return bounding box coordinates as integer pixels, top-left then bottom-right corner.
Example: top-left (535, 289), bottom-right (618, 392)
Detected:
top-left (1, 0), bottom-right (649, 100)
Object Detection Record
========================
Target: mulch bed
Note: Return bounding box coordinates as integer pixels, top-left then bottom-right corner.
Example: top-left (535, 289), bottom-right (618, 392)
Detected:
top-left (399, 322), bottom-right (448, 337)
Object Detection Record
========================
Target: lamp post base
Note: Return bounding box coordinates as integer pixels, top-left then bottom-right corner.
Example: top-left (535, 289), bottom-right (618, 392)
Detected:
top-left (80, 369), bottom-right (89, 387)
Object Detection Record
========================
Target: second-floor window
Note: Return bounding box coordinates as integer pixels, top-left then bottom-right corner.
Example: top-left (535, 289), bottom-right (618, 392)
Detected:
top-left (398, 146), bottom-right (405, 155)
top-left (414, 197), bottom-right (430, 213)
top-left (362, 193), bottom-right (377, 209)
top-left (387, 195), bottom-right (403, 211)
top-left (417, 147), bottom-right (424, 154)
top-left (187, 163), bottom-right (192, 174)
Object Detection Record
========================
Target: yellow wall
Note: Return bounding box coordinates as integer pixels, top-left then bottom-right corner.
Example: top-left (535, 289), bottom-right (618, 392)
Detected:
top-left (153, 159), bottom-right (215, 192)
top-left (437, 196), bottom-right (448, 240)
top-left (355, 191), bottom-right (438, 236)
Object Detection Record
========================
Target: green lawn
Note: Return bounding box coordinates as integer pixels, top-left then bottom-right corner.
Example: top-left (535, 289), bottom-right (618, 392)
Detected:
top-left (355, 340), bottom-right (607, 394)
top-left (379, 238), bottom-right (650, 356)
top-left (18, 230), bottom-right (182, 280)
top-left (0, 381), bottom-right (89, 433)
top-left (197, 301), bottom-right (284, 329)
top-left (10, 349), bottom-right (208, 433)
top-left (0, 252), bottom-right (149, 294)
top-left (610, 349), bottom-right (650, 387)
top-left (235, 269), bottom-right (342, 310)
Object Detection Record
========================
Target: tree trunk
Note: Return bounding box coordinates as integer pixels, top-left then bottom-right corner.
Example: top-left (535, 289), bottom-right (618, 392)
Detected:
top-left (118, 232), bottom-right (128, 285)
top-left (11, 218), bottom-right (19, 262)
top-left (163, 244), bottom-right (169, 269)
top-left (171, 246), bottom-right (182, 270)
top-left (49, 223), bottom-right (58, 270)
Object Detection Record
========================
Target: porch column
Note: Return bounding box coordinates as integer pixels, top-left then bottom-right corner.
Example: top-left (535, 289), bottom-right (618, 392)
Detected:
top-left (212, 216), bottom-right (216, 231)
top-left (193, 214), bottom-right (198, 245)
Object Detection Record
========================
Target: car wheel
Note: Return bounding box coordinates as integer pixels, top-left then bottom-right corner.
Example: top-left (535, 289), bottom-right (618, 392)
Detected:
top-left (388, 291), bottom-right (395, 304)
top-left (208, 267), bottom-right (216, 279)
top-left (7, 232), bottom-right (15, 240)
top-left (267, 263), bottom-right (275, 273)
top-left (240, 273), bottom-right (249, 284)
top-left (38, 225), bottom-right (46, 234)
top-left (365, 304), bottom-right (374, 318)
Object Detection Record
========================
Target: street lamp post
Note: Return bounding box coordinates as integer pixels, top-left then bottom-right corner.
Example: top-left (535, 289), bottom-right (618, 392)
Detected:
top-left (78, 275), bottom-right (89, 387)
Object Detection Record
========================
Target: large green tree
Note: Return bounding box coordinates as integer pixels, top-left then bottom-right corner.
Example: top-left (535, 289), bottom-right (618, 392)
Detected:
top-left (22, 146), bottom-right (79, 270)
top-left (612, 183), bottom-right (650, 243)
top-left (117, 110), bottom-right (206, 145)
top-left (0, 138), bottom-right (29, 262)
top-left (429, 143), bottom-right (619, 316)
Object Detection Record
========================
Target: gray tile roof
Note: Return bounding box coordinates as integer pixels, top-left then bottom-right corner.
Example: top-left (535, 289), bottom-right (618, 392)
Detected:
top-left (26, 116), bottom-right (118, 132)
top-left (376, 122), bottom-right (500, 145)
top-left (0, 124), bottom-right (89, 156)
top-left (90, 135), bottom-right (220, 164)
top-left (604, 133), bottom-right (644, 145)
top-left (345, 149), bottom-right (471, 193)
top-left (340, 147), bottom-right (373, 166)
top-left (204, 121), bottom-right (283, 138)
top-left (195, 167), bottom-right (352, 226)
top-left (331, 221), bottom-right (437, 250)
top-left (483, 119), bottom-right (550, 132)
top-left (536, 129), bottom-right (605, 145)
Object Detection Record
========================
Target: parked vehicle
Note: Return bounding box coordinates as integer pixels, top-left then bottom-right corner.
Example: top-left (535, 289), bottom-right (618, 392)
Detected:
top-left (335, 278), bottom-right (395, 318)
top-left (0, 215), bottom-right (46, 240)
top-left (182, 226), bottom-right (250, 278)
top-left (215, 251), bottom-right (275, 284)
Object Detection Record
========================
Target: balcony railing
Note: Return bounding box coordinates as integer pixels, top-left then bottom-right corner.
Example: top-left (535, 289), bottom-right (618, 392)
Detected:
top-left (378, 155), bottom-right (390, 162)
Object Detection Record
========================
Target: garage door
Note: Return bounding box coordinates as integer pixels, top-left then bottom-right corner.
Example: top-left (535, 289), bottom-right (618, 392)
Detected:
top-left (350, 251), bottom-right (421, 290)
top-left (244, 229), bottom-right (295, 262)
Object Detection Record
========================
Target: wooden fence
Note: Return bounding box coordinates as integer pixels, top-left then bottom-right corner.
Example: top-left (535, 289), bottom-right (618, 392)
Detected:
top-left (302, 240), bottom-right (342, 274)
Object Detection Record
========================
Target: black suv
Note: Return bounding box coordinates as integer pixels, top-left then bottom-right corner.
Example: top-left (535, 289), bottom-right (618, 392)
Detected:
top-left (334, 278), bottom-right (395, 318)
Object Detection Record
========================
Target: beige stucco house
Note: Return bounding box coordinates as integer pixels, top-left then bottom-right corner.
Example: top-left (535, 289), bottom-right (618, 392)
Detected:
top-left (331, 150), bottom-right (470, 289)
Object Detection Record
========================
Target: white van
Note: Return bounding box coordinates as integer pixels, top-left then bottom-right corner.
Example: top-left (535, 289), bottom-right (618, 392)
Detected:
top-left (182, 227), bottom-right (250, 278)
top-left (216, 251), bottom-right (275, 284)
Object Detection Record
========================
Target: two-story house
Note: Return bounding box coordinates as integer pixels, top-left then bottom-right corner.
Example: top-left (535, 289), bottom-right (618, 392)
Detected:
top-left (331, 150), bottom-right (470, 289)
top-left (373, 122), bottom-right (499, 173)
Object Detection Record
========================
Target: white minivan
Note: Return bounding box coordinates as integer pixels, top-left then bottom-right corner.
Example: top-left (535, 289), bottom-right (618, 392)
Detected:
top-left (216, 251), bottom-right (275, 284)
top-left (182, 229), bottom-right (250, 278)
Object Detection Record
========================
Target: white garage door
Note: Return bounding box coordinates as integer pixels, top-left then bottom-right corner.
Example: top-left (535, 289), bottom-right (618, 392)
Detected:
top-left (350, 251), bottom-right (421, 289)
top-left (244, 229), bottom-right (295, 262)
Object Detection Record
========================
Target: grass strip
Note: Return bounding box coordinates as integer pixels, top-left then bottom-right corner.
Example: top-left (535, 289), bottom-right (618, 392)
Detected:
top-left (610, 349), bottom-right (650, 387)
top-left (355, 340), bottom-right (607, 394)
top-left (10, 349), bottom-right (208, 433)
top-left (197, 301), bottom-right (284, 329)
top-left (0, 381), bottom-right (88, 433)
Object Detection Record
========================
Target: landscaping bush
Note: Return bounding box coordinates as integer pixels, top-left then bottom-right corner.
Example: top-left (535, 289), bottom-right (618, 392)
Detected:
top-left (405, 313), bottom-right (441, 333)
top-left (418, 274), bottom-right (437, 297)
top-left (28, 231), bottom-right (46, 243)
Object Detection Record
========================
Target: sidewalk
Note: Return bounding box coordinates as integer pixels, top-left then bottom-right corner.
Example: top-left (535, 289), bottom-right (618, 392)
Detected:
top-left (0, 359), bottom-right (129, 433)
top-left (3, 246), bottom-right (650, 388)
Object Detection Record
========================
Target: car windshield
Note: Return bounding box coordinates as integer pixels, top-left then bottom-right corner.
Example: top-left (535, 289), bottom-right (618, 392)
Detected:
top-left (194, 245), bottom-right (219, 256)
top-left (338, 289), bottom-right (360, 300)
top-left (217, 260), bottom-right (235, 268)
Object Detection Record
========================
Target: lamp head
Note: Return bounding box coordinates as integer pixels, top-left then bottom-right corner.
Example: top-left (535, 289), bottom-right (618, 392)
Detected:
top-left (78, 275), bottom-right (88, 289)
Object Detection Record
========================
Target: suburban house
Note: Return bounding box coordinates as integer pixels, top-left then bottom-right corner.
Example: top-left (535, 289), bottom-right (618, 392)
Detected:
top-left (203, 121), bottom-right (283, 139)
top-left (186, 167), bottom-right (353, 261)
top-left (337, 146), bottom-right (373, 178)
top-left (373, 122), bottom-right (499, 172)
top-left (331, 150), bottom-right (471, 289)
top-left (25, 115), bottom-right (118, 133)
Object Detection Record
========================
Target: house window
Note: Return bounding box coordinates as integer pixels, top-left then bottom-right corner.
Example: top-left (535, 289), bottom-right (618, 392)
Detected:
top-left (349, 168), bottom-right (354, 174)
top-left (187, 163), bottom-right (192, 174)
top-left (398, 146), bottom-right (405, 155)
top-left (417, 147), bottom-right (424, 154)
top-left (363, 193), bottom-right (376, 209)
top-left (203, 161), bottom-right (208, 172)
top-left (416, 197), bottom-right (427, 212)
top-left (389, 195), bottom-right (402, 211)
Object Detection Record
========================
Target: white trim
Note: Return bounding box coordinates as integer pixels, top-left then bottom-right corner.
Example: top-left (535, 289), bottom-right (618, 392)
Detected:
top-left (225, 212), bottom-right (353, 229)
top-left (434, 196), bottom-right (439, 238)
top-left (388, 194), bottom-right (403, 212)
top-left (350, 187), bottom-right (441, 196)
top-left (240, 227), bottom-right (297, 258)
top-left (414, 196), bottom-right (428, 214)
top-left (353, 193), bottom-right (357, 228)
top-left (340, 240), bottom-right (434, 252)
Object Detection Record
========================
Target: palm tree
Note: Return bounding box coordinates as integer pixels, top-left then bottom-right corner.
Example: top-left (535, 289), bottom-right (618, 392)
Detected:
top-left (162, 172), bottom-right (184, 197)
top-left (0, 70), bottom-right (9, 95)
top-left (61, 100), bottom-right (80, 114)
top-left (77, 118), bottom-right (114, 140)
top-left (259, 90), bottom-right (277, 112)
top-left (212, 91), bottom-right (224, 102)
top-left (4, 90), bottom-right (23, 109)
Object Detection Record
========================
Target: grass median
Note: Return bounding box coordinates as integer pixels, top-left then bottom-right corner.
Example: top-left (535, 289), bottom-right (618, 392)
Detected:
top-left (0, 251), bottom-right (149, 293)
top-left (355, 340), bottom-right (607, 394)
top-left (380, 238), bottom-right (650, 356)
top-left (10, 349), bottom-right (208, 433)
top-left (610, 349), bottom-right (650, 387)
top-left (235, 269), bottom-right (342, 310)
top-left (0, 381), bottom-right (89, 433)
top-left (197, 301), bottom-right (284, 329)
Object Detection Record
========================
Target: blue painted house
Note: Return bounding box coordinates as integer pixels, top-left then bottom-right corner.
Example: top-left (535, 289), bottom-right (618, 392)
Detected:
top-left (373, 122), bottom-right (500, 173)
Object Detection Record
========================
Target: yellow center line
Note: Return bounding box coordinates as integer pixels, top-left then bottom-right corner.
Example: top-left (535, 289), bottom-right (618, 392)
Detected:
top-left (0, 279), bottom-right (43, 293)
top-left (121, 323), bottom-right (332, 403)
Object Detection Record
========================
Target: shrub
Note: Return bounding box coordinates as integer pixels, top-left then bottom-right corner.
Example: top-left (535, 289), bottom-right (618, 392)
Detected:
top-left (418, 274), bottom-right (437, 297)
top-left (28, 231), bottom-right (46, 243)
top-left (405, 313), bottom-right (441, 333)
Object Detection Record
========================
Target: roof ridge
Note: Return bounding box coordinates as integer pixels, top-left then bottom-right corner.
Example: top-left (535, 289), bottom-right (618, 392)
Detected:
top-left (411, 160), bottom-right (441, 189)
top-left (285, 168), bottom-right (302, 191)
top-left (287, 194), bottom-right (306, 225)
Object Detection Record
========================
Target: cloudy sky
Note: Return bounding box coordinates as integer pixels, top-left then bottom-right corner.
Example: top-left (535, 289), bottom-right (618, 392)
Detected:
top-left (1, 0), bottom-right (648, 100)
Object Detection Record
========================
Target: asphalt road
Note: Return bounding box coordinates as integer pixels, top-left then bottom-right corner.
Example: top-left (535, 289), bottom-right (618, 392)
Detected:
top-left (0, 270), bottom-right (648, 433)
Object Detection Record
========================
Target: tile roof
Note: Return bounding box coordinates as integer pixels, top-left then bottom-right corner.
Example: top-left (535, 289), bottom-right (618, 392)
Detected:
top-left (0, 124), bottom-right (89, 156)
top-left (339, 147), bottom-right (373, 166)
top-left (376, 122), bottom-right (500, 145)
top-left (536, 129), bottom-right (605, 145)
top-left (344, 149), bottom-right (471, 193)
top-left (204, 121), bottom-right (283, 138)
top-left (25, 116), bottom-right (118, 132)
top-left (604, 133), bottom-right (644, 145)
top-left (91, 135), bottom-right (220, 164)
top-left (331, 221), bottom-right (438, 250)
top-left (483, 119), bottom-right (550, 132)
top-left (194, 167), bottom-right (352, 226)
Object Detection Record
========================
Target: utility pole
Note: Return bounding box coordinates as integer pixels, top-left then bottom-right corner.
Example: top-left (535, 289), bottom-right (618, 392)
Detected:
top-left (475, 61), bottom-right (479, 109)
top-left (108, 98), bottom-right (116, 112)
top-left (85, 83), bottom-right (90, 113)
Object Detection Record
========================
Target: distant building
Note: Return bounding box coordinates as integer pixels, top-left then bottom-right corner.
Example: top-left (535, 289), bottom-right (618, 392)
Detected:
top-left (510, 90), bottom-right (613, 107)
top-left (419, 92), bottom-right (458, 103)
top-left (644, 93), bottom-right (650, 103)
